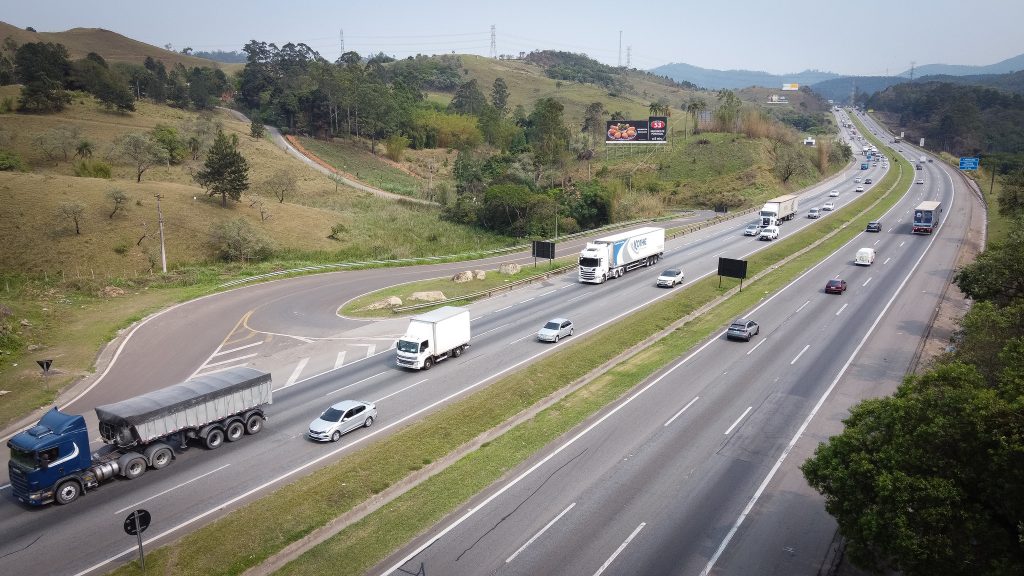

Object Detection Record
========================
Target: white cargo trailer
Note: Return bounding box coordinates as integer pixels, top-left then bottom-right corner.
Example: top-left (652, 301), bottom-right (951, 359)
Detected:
top-left (578, 227), bottom-right (665, 283)
top-left (759, 195), bottom-right (799, 227)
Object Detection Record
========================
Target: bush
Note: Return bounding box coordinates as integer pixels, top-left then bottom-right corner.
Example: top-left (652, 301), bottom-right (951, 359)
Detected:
top-left (0, 150), bottom-right (28, 171)
top-left (73, 159), bottom-right (112, 178)
top-left (208, 218), bottom-right (273, 263)
top-left (384, 134), bottom-right (410, 162)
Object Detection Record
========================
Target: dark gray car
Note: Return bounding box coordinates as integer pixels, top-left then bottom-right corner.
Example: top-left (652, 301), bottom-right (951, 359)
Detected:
top-left (726, 319), bottom-right (759, 342)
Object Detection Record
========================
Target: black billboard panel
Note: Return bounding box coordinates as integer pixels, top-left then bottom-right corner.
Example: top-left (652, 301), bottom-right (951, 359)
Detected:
top-left (532, 240), bottom-right (555, 259)
top-left (718, 257), bottom-right (747, 279)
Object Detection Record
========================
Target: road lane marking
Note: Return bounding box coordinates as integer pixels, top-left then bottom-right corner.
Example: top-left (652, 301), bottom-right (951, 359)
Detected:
top-left (328, 370), bottom-right (390, 396)
top-left (335, 352), bottom-right (346, 369)
top-left (746, 338), bottom-right (766, 355)
top-left (567, 293), bottom-right (588, 303)
top-left (281, 358), bottom-right (309, 388)
top-left (593, 523), bottom-right (646, 576)
top-left (115, 464), bottom-right (230, 514)
top-left (201, 353), bottom-right (258, 369)
top-left (518, 297), bottom-right (535, 304)
top-left (873, 239), bottom-right (880, 246)
top-left (476, 323), bottom-right (512, 338)
top-left (492, 305), bottom-right (514, 313)
top-left (374, 379), bottom-right (427, 404)
top-left (863, 277), bottom-right (873, 287)
top-left (538, 290), bottom-right (557, 297)
top-left (724, 407), bottom-right (753, 435)
top-left (884, 257), bottom-right (891, 265)
top-left (795, 300), bottom-right (810, 313)
top-left (506, 502), bottom-right (576, 563)
top-left (664, 397), bottom-right (700, 427)
top-left (700, 167), bottom-right (957, 576)
top-left (365, 345), bottom-right (376, 358)
top-left (900, 241), bottom-right (905, 247)
top-left (791, 344), bottom-right (810, 365)
top-left (213, 341), bottom-right (261, 356)
top-left (509, 333), bottom-right (535, 345)
top-left (836, 303), bottom-right (848, 316)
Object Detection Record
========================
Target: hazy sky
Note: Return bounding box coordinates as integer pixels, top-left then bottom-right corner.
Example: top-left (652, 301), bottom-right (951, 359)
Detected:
top-left (5, 0), bottom-right (1023, 76)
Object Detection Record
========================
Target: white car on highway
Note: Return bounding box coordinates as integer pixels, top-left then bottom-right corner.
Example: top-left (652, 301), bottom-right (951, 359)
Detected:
top-left (829, 189), bottom-right (839, 197)
top-left (308, 400), bottom-right (376, 442)
top-left (759, 225), bottom-right (779, 241)
top-left (744, 222), bottom-right (762, 236)
top-left (823, 201), bottom-right (836, 211)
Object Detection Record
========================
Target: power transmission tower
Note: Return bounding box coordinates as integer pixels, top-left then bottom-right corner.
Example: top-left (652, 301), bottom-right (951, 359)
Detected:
top-left (909, 61), bottom-right (915, 81)
top-left (339, 29), bottom-right (344, 55)
top-left (626, 46), bottom-right (631, 69)
top-left (489, 25), bottom-right (497, 58)
top-left (618, 30), bottom-right (622, 67)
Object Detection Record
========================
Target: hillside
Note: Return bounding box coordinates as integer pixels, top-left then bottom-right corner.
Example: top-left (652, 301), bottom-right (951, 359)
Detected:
top-left (0, 20), bottom-right (229, 71)
top-left (897, 52), bottom-right (1024, 77)
top-left (649, 62), bottom-right (839, 90)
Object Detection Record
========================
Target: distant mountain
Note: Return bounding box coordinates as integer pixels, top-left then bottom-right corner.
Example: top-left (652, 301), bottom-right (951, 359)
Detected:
top-left (810, 76), bottom-right (908, 104)
top-left (898, 52), bottom-right (1024, 77)
top-left (649, 62), bottom-right (840, 90)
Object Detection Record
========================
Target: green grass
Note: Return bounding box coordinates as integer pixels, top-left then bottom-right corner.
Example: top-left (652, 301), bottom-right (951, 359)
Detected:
top-left (105, 123), bottom-right (914, 576)
top-left (296, 136), bottom-right (425, 197)
top-left (341, 259), bottom-right (574, 317)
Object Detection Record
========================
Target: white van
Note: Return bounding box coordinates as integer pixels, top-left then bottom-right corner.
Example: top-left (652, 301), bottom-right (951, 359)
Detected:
top-left (855, 247), bottom-right (876, 266)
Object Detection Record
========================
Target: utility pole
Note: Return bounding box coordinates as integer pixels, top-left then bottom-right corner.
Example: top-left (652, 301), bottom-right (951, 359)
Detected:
top-left (155, 194), bottom-right (167, 273)
top-left (909, 61), bottom-right (915, 81)
top-left (618, 30), bottom-right (622, 67)
top-left (339, 29), bottom-right (344, 56)
top-left (490, 25), bottom-right (497, 59)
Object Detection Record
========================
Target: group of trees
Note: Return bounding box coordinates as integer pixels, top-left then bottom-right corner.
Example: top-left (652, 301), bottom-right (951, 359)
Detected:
top-left (802, 222), bottom-right (1024, 575)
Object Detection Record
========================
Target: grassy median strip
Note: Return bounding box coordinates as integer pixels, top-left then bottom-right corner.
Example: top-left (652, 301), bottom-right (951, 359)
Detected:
top-left (109, 129), bottom-right (910, 576)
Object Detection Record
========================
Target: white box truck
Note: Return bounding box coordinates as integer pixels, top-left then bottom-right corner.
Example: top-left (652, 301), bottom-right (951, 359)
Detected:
top-left (759, 195), bottom-right (799, 227)
top-left (396, 306), bottom-right (471, 370)
top-left (578, 227), bottom-right (665, 283)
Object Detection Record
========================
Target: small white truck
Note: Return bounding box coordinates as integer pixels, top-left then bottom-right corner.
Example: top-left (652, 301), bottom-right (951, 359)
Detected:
top-left (396, 306), bottom-right (471, 370)
top-left (578, 227), bottom-right (664, 283)
top-left (759, 195), bottom-right (799, 227)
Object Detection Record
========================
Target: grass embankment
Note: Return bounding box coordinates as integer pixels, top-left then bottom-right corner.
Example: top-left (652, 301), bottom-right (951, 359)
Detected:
top-left (295, 137), bottom-right (427, 198)
top-left (106, 128), bottom-right (913, 576)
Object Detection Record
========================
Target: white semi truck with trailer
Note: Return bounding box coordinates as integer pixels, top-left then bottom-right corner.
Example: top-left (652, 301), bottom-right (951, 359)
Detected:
top-left (759, 194), bottom-right (799, 227)
top-left (7, 367), bottom-right (272, 506)
top-left (396, 306), bottom-right (471, 370)
top-left (578, 227), bottom-right (665, 283)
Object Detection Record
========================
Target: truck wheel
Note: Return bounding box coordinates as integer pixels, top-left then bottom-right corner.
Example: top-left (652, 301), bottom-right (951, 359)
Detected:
top-left (422, 357), bottom-right (433, 370)
top-left (452, 346), bottom-right (463, 358)
top-left (150, 446), bottom-right (173, 469)
top-left (55, 480), bottom-right (81, 505)
top-left (245, 413), bottom-right (264, 435)
top-left (124, 457), bottom-right (147, 479)
top-left (364, 416), bottom-right (374, 428)
top-left (225, 421), bottom-right (245, 442)
top-left (204, 428), bottom-right (225, 450)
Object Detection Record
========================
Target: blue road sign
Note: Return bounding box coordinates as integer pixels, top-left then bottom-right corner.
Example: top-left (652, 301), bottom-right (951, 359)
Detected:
top-left (959, 157), bottom-right (979, 170)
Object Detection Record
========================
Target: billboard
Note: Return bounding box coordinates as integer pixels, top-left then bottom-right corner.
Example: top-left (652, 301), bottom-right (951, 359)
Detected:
top-left (781, 83), bottom-right (800, 91)
top-left (718, 257), bottom-right (747, 279)
top-left (532, 240), bottom-right (555, 259)
top-left (606, 117), bottom-right (668, 144)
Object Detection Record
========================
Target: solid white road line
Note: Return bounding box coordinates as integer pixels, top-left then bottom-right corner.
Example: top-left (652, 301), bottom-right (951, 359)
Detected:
top-left (863, 277), bottom-right (873, 287)
top-left (836, 303), bottom-right (848, 316)
top-left (791, 344), bottom-right (810, 365)
top-left (283, 358), bottom-right (309, 388)
top-left (335, 352), bottom-right (346, 370)
top-left (213, 341), bottom-right (261, 356)
top-left (664, 397), bottom-right (700, 427)
top-left (115, 464), bottom-right (230, 515)
top-left (374, 379), bottom-right (427, 404)
top-left (593, 523), bottom-right (646, 576)
top-left (724, 407), bottom-right (752, 435)
top-left (505, 502), bottom-right (577, 563)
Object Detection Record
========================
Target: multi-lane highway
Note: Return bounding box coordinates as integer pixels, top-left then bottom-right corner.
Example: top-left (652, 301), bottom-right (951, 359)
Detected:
top-left (0, 112), bottom-right (963, 576)
top-left (372, 113), bottom-right (976, 575)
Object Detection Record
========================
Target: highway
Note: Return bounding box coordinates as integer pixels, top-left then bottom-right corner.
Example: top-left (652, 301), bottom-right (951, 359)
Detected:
top-left (372, 113), bottom-right (976, 575)
top-left (0, 113), bottom-right (918, 576)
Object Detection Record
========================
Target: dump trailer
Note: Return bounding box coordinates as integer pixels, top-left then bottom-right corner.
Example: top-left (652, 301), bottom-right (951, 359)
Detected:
top-left (578, 227), bottom-right (664, 283)
top-left (7, 367), bottom-right (272, 506)
top-left (396, 306), bottom-right (471, 370)
top-left (759, 195), bottom-right (799, 227)
top-left (912, 200), bottom-right (942, 234)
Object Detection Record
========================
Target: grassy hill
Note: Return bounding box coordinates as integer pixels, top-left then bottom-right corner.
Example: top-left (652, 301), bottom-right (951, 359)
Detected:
top-left (0, 20), bottom-right (234, 72)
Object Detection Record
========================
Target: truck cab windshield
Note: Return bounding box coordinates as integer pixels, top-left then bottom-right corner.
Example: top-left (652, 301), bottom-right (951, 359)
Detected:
top-left (397, 339), bottom-right (422, 354)
top-left (579, 257), bottom-right (601, 268)
top-left (9, 444), bottom-right (38, 470)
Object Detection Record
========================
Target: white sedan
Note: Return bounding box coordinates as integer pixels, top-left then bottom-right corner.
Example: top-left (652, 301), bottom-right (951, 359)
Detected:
top-left (823, 201), bottom-right (836, 211)
top-left (829, 189), bottom-right (839, 197)
top-left (308, 400), bottom-right (376, 442)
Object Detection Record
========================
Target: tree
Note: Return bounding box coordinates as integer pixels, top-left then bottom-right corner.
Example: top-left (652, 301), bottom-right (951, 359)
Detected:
top-left (196, 130), bottom-right (250, 207)
top-left (685, 97), bottom-right (707, 136)
top-left (15, 42), bottom-right (71, 112)
top-left (106, 188), bottom-right (128, 218)
top-left (528, 97), bottom-right (570, 174)
top-left (491, 77), bottom-right (509, 116)
top-left (449, 79), bottom-right (487, 116)
top-left (75, 140), bottom-right (94, 159)
top-left (250, 116), bottom-right (265, 139)
top-left (57, 201), bottom-right (85, 234)
top-left (715, 89), bottom-right (742, 132)
top-left (115, 132), bottom-right (168, 182)
top-left (264, 169), bottom-right (297, 203)
top-left (997, 168), bottom-right (1024, 219)
top-left (32, 126), bottom-right (79, 163)
top-left (208, 218), bottom-right (271, 262)
top-left (581, 102), bottom-right (606, 147)
top-left (151, 124), bottom-right (186, 164)
top-left (954, 225), bottom-right (1024, 307)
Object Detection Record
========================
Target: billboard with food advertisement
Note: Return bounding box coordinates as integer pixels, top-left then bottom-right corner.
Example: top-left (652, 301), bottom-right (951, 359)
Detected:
top-left (606, 117), bottom-right (668, 144)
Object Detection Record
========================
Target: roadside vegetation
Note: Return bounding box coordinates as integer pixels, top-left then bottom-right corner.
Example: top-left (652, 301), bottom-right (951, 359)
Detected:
top-left (105, 123), bottom-right (907, 576)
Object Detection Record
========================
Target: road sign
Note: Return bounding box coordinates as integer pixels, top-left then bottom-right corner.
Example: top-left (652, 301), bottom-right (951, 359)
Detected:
top-left (36, 359), bottom-right (52, 373)
top-left (959, 157), bottom-right (980, 171)
top-left (124, 509), bottom-right (151, 535)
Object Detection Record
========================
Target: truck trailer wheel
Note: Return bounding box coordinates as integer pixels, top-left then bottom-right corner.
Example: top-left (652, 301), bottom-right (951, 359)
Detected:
top-left (55, 480), bottom-right (81, 505)
top-left (225, 421), bottom-right (245, 442)
top-left (123, 457), bottom-right (147, 479)
top-left (245, 413), bottom-right (264, 435)
top-left (204, 428), bottom-right (225, 450)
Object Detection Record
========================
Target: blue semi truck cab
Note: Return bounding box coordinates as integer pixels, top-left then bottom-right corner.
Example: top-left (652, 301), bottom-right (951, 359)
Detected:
top-left (8, 409), bottom-right (96, 505)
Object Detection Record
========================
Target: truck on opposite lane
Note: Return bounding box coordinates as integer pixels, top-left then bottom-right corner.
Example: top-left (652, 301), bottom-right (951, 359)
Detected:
top-left (578, 227), bottom-right (664, 283)
top-left (7, 367), bottom-right (272, 506)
